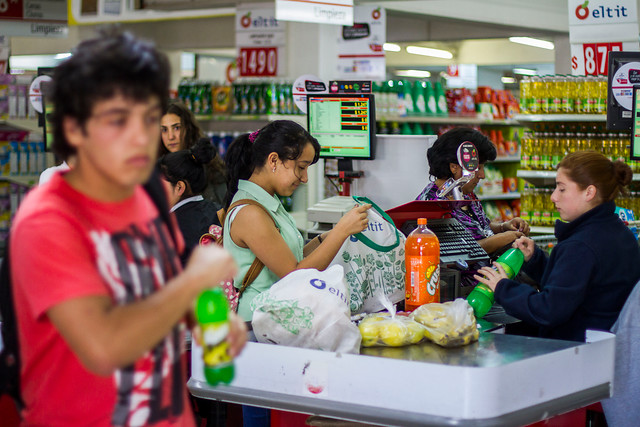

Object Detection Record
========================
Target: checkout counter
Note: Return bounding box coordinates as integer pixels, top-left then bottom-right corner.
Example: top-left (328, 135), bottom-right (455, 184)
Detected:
top-left (189, 330), bottom-right (614, 426)
top-left (188, 135), bottom-right (614, 425)
top-left (188, 202), bottom-right (614, 426)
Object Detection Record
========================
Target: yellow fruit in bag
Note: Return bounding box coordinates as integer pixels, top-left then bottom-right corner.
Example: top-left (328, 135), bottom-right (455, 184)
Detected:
top-left (358, 312), bottom-right (425, 347)
top-left (410, 299), bottom-right (479, 348)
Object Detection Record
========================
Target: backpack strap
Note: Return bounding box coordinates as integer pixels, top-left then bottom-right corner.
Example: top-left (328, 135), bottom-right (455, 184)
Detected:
top-left (221, 199), bottom-right (280, 297)
top-left (0, 234), bottom-right (25, 410)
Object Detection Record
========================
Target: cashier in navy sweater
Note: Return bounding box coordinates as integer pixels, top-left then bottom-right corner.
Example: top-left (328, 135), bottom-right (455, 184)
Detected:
top-left (475, 151), bottom-right (640, 342)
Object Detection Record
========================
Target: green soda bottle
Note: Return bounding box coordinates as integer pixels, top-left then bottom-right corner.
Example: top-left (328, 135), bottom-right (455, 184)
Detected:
top-left (467, 248), bottom-right (524, 319)
top-left (195, 288), bottom-right (235, 385)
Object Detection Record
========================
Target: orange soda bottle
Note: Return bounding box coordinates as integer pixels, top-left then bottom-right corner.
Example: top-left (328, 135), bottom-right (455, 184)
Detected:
top-left (404, 218), bottom-right (440, 311)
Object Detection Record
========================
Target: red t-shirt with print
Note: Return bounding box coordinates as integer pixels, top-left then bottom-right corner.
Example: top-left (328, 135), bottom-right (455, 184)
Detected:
top-left (11, 173), bottom-right (193, 427)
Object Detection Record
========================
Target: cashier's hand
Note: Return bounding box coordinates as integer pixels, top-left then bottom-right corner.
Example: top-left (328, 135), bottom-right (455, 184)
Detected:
top-left (512, 236), bottom-right (536, 262)
top-left (502, 218), bottom-right (530, 236)
top-left (474, 263), bottom-right (508, 292)
top-left (334, 203), bottom-right (372, 238)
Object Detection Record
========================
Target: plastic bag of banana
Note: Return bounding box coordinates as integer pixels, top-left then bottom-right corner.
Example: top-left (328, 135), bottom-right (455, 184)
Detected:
top-left (410, 299), bottom-right (479, 347)
top-left (358, 312), bottom-right (426, 347)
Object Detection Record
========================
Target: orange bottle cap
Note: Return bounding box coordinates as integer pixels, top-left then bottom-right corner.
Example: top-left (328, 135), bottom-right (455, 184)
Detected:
top-left (417, 218), bottom-right (427, 225)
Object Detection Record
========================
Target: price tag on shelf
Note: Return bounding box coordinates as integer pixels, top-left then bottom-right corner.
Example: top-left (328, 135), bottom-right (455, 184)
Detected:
top-left (238, 47), bottom-right (278, 77)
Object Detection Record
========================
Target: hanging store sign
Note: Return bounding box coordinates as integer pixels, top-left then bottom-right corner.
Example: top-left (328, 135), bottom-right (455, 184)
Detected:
top-left (0, 0), bottom-right (68, 37)
top-left (568, 0), bottom-right (638, 75)
top-left (276, 0), bottom-right (353, 26)
top-left (335, 5), bottom-right (385, 80)
top-left (236, 3), bottom-right (286, 77)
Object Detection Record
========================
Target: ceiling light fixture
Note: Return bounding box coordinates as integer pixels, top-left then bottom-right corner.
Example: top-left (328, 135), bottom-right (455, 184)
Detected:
top-left (501, 77), bottom-right (516, 84)
top-left (395, 70), bottom-right (432, 78)
top-left (383, 43), bottom-right (401, 52)
top-left (513, 68), bottom-right (538, 76)
top-left (55, 53), bottom-right (72, 59)
top-left (406, 46), bottom-right (453, 59)
top-left (509, 37), bottom-right (555, 50)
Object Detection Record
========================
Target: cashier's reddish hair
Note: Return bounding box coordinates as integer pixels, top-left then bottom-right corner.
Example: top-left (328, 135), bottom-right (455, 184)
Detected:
top-left (224, 120), bottom-right (320, 209)
top-left (50, 26), bottom-right (170, 161)
top-left (557, 151), bottom-right (632, 203)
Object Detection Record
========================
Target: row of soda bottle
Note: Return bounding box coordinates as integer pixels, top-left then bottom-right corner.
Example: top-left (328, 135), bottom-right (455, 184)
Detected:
top-left (372, 80), bottom-right (448, 118)
top-left (177, 79), bottom-right (302, 116)
top-left (232, 80), bottom-right (302, 115)
top-left (177, 80), bottom-right (215, 115)
top-left (520, 130), bottom-right (638, 172)
top-left (519, 75), bottom-right (608, 115)
top-left (521, 186), bottom-right (640, 227)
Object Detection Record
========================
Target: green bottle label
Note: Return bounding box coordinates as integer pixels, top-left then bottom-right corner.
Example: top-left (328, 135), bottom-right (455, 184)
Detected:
top-left (202, 321), bottom-right (232, 368)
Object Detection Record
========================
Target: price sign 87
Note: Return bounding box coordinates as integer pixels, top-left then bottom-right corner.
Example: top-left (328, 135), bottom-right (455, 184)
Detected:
top-left (583, 42), bottom-right (622, 76)
top-left (239, 47), bottom-right (278, 77)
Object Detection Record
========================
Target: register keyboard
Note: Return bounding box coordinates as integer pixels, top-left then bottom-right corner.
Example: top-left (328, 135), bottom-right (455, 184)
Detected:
top-left (401, 217), bottom-right (490, 266)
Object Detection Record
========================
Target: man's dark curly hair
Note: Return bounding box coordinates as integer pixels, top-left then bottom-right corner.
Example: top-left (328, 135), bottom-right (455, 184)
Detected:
top-left (50, 26), bottom-right (170, 160)
top-left (426, 127), bottom-right (497, 179)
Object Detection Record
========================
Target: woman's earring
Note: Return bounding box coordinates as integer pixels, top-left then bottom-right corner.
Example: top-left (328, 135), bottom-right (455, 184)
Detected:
top-left (272, 167), bottom-right (276, 173)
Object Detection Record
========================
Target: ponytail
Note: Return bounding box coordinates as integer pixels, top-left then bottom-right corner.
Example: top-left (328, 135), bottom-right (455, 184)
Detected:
top-left (224, 133), bottom-right (254, 209)
top-left (558, 151), bottom-right (632, 203)
top-left (158, 137), bottom-right (214, 197)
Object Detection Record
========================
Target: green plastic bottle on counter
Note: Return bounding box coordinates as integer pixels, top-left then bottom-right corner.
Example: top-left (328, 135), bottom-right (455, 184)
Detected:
top-left (467, 248), bottom-right (524, 319)
top-left (195, 288), bottom-right (235, 385)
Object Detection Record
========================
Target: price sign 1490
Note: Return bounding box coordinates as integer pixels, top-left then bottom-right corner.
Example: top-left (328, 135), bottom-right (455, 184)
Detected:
top-left (239, 47), bottom-right (278, 77)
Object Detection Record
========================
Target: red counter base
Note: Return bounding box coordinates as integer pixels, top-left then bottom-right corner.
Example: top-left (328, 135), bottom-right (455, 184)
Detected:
top-left (0, 395), bottom-right (20, 427)
top-left (271, 409), bottom-right (308, 426)
top-left (527, 403), bottom-right (607, 427)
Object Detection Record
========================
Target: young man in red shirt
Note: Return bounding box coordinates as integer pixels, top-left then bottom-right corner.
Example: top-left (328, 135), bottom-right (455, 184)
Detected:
top-left (11, 28), bottom-right (246, 426)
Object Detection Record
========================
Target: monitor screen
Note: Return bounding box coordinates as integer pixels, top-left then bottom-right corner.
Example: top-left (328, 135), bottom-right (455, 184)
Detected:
top-left (307, 93), bottom-right (376, 160)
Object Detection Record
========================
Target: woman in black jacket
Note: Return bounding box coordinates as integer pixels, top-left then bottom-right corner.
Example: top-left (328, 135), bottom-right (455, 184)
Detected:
top-left (158, 137), bottom-right (221, 266)
top-left (475, 151), bottom-right (640, 342)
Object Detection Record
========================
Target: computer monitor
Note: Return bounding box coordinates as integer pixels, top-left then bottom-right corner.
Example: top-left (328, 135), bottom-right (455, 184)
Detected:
top-left (306, 93), bottom-right (376, 172)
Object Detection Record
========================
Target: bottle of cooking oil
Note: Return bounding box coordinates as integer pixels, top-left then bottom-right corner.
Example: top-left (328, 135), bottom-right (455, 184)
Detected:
top-left (521, 130), bottom-right (532, 170)
top-left (520, 76), bottom-right (531, 114)
top-left (596, 76), bottom-right (607, 114)
top-left (530, 76), bottom-right (542, 114)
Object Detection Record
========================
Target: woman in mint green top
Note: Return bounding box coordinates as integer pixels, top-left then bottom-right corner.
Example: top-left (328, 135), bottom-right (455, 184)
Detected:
top-left (223, 120), bottom-right (371, 322)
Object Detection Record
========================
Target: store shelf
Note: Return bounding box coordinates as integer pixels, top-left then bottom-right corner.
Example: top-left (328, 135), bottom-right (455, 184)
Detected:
top-left (0, 175), bottom-right (39, 187)
top-left (530, 226), bottom-right (555, 234)
top-left (517, 170), bottom-right (557, 186)
top-left (477, 192), bottom-right (521, 201)
top-left (493, 155), bottom-right (520, 163)
top-left (519, 170), bottom-right (640, 186)
top-left (0, 118), bottom-right (42, 134)
top-left (377, 115), bottom-right (519, 126)
top-left (195, 114), bottom-right (306, 125)
top-left (514, 114), bottom-right (606, 124)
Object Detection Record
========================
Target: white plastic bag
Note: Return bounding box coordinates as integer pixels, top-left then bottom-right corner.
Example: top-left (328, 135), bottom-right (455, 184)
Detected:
top-left (250, 265), bottom-right (361, 353)
top-left (329, 196), bottom-right (406, 314)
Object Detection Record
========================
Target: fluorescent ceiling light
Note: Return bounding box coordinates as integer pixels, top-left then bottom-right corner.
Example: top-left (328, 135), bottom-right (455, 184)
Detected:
top-left (406, 46), bottom-right (453, 59)
top-left (395, 70), bottom-right (432, 78)
top-left (513, 68), bottom-right (537, 76)
top-left (55, 53), bottom-right (72, 59)
top-left (383, 43), bottom-right (401, 52)
top-left (501, 77), bottom-right (516, 84)
top-left (509, 37), bottom-right (554, 50)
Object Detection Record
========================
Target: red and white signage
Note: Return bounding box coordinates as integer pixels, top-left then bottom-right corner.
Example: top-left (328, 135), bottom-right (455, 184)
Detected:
top-left (335, 5), bottom-right (386, 80)
top-left (235, 4), bottom-right (286, 78)
top-left (568, 0), bottom-right (638, 75)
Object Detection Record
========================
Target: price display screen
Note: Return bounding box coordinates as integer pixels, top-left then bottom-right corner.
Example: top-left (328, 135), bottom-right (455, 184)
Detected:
top-left (307, 94), bottom-right (376, 160)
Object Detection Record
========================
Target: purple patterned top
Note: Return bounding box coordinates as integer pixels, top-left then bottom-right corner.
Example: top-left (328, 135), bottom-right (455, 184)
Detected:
top-left (416, 182), bottom-right (494, 240)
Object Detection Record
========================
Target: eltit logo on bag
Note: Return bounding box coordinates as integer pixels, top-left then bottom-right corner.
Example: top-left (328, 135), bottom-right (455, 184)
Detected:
top-left (309, 279), bottom-right (348, 305)
top-left (366, 221), bottom-right (384, 232)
